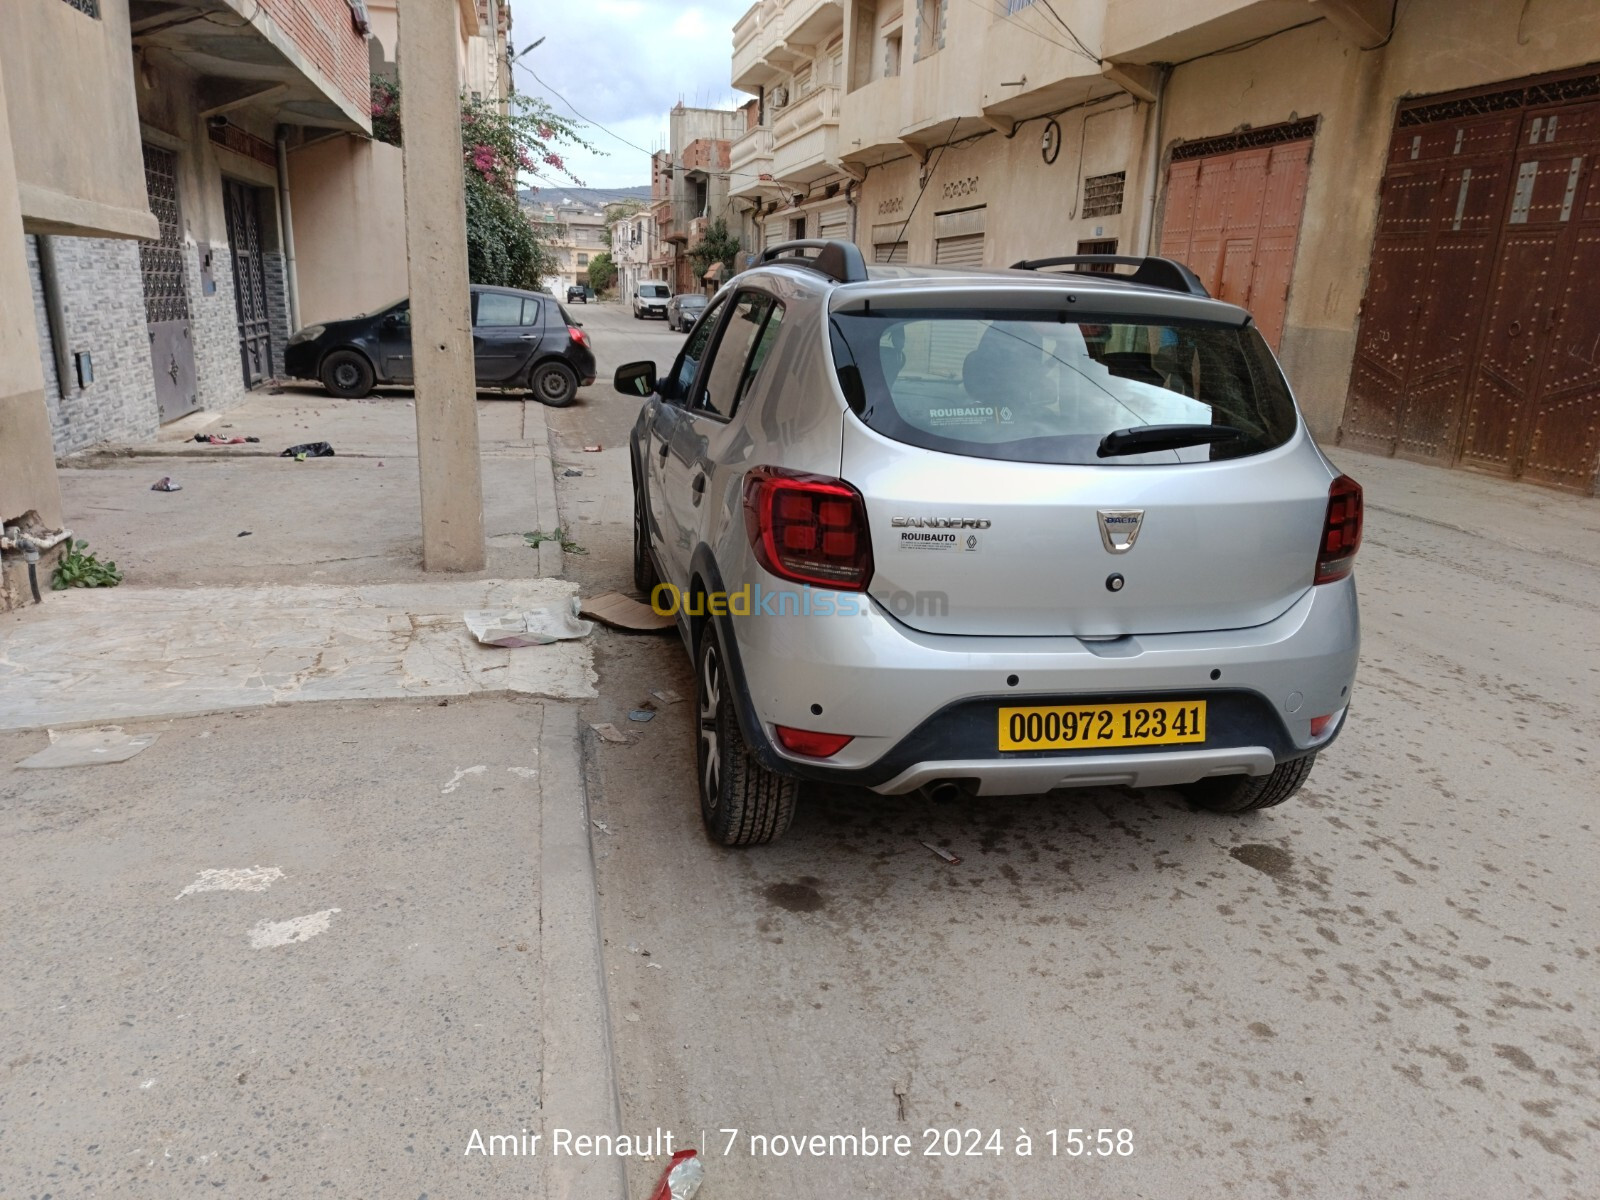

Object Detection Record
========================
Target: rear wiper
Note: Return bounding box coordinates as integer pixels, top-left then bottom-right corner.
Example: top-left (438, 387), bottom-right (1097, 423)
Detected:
top-left (1097, 424), bottom-right (1244, 458)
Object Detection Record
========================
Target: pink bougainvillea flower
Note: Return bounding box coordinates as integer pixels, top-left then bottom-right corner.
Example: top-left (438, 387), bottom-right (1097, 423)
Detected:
top-left (472, 145), bottom-right (496, 173)
top-left (538, 125), bottom-right (555, 140)
top-left (543, 152), bottom-right (565, 171)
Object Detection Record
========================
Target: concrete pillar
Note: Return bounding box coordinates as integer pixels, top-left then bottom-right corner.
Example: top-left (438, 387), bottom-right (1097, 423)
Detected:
top-left (397, 0), bottom-right (486, 572)
top-left (0, 54), bottom-right (65, 533)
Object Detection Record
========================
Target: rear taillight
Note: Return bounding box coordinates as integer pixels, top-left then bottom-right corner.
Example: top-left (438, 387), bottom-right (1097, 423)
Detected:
top-left (1315, 474), bottom-right (1363, 584)
top-left (775, 726), bottom-right (854, 757)
top-left (743, 466), bottom-right (873, 590)
top-left (568, 325), bottom-right (589, 348)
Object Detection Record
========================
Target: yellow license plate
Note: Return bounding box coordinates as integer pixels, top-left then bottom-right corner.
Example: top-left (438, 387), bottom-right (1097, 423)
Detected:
top-left (998, 701), bottom-right (1207, 750)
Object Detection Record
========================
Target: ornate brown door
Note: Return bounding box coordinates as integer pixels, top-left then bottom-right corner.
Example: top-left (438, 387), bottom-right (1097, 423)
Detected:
top-left (138, 144), bottom-right (198, 422)
top-left (1345, 70), bottom-right (1600, 492)
top-left (1461, 101), bottom-right (1600, 487)
top-left (223, 179), bottom-right (272, 387)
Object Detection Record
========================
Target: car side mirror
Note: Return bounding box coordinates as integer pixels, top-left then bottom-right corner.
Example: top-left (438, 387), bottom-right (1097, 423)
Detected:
top-left (614, 360), bottom-right (656, 397)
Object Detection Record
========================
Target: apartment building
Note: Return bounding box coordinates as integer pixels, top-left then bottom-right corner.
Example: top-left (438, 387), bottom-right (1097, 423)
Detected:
top-left (523, 202), bottom-right (609, 294)
top-left (728, 0), bottom-right (1600, 493)
top-left (651, 105), bottom-right (746, 294)
top-left (607, 208), bottom-right (655, 299)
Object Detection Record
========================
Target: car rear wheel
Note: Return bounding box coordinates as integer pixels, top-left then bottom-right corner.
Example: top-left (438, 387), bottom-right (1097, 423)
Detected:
top-left (320, 350), bottom-right (375, 399)
top-left (632, 480), bottom-right (659, 596)
top-left (695, 624), bottom-right (798, 846)
top-left (530, 360), bottom-right (578, 407)
top-left (1181, 754), bottom-right (1316, 813)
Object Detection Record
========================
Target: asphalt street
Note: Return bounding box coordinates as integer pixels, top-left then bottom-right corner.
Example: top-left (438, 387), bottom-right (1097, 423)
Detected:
top-left (547, 300), bottom-right (1598, 1200)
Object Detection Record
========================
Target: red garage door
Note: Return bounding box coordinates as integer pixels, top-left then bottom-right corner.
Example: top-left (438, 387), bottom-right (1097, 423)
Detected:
top-left (1343, 68), bottom-right (1600, 492)
top-left (1159, 119), bottom-right (1316, 349)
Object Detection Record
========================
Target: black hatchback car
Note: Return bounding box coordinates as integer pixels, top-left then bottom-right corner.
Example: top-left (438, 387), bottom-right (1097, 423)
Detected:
top-left (284, 285), bottom-right (597, 406)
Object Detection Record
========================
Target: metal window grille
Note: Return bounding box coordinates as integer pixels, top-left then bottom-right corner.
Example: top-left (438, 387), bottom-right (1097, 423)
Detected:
top-left (1398, 71), bottom-right (1600, 126)
top-left (1171, 118), bottom-right (1319, 162)
top-left (138, 146), bottom-right (190, 325)
top-left (1075, 238), bottom-right (1118, 271)
top-left (61, 0), bottom-right (101, 17)
top-left (1081, 172), bottom-right (1125, 218)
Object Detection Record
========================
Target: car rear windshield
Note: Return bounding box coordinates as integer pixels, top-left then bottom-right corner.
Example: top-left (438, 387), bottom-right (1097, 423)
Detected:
top-left (642, 284), bottom-right (669, 298)
top-left (828, 311), bottom-right (1298, 465)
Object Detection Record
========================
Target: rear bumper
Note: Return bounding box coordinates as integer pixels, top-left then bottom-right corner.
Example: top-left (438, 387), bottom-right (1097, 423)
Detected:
top-left (713, 571), bottom-right (1359, 793)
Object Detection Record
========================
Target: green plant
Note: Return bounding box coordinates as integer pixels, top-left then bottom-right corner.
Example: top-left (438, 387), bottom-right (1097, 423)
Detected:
top-left (524, 528), bottom-right (587, 555)
top-left (367, 79), bottom-right (595, 291)
top-left (51, 539), bottom-right (122, 590)
top-left (586, 250), bottom-right (616, 295)
top-left (688, 217), bottom-right (741, 281)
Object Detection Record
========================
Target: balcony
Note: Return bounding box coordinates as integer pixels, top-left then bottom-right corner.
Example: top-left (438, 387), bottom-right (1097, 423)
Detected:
top-left (1103, 0), bottom-right (1312, 63)
top-left (771, 85), bottom-right (841, 186)
top-left (839, 76), bottom-right (903, 169)
top-left (732, 2), bottom-right (779, 91)
top-left (979, 0), bottom-right (1109, 125)
top-left (782, 0), bottom-right (844, 47)
top-left (730, 125), bottom-right (776, 199)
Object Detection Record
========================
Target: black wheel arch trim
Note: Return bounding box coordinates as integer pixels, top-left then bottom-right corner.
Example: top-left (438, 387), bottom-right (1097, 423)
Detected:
top-left (318, 344), bottom-right (379, 381)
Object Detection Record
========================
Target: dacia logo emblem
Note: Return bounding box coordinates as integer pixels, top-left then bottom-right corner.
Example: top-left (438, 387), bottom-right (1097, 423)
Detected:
top-left (1097, 510), bottom-right (1144, 554)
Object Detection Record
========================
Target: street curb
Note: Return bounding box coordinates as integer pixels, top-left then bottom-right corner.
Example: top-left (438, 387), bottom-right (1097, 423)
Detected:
top-left (524, 401), bottom-right (565, 578)
top-left (538, 704), bottom-right (626, 1200)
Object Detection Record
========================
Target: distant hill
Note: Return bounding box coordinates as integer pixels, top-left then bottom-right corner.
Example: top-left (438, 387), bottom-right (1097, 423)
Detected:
top-left (517, 185), bottom-right (650, 210)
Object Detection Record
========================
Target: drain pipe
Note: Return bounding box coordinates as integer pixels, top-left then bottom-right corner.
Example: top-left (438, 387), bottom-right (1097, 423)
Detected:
top-left (1136, 67), bottom-right (1172, 256)
top-left (275, 125), bottom-right (301, 331)
top-left (36, 236), bottom-right (73, 397)
top-left (2, 527), bottom-right (73, 605)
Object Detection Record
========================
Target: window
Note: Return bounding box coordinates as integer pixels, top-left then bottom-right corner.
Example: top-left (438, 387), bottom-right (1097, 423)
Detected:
top-left (60, 0), bottom-right (101, 16)
top-left (521, 298), bottom-right (543, 324)
top-left (698, 293), bottom-right (782, 418)
top-left (578, 254), bottom-right (589, 266)
top-left (884, 29), bottom-right (902, 78)
top-left (1004, 0), bottom-right (1034, 12)
top-left (1076, 238), bottom-right (1118, 273)
top-left (665, 297), bottom-right (726, 400)
top-left (476, 292), bottom-right (524, 327)
top-left (791, 216), bottom-right (807, 239)
top-left (829, 313), bottom-right (1297, 466)
top-left (874, 241), bottom-right (908, 264)
top-left (1082, 172), bottom-right (1126, 218)
top-left (915, 0), bottom-right (943, 58)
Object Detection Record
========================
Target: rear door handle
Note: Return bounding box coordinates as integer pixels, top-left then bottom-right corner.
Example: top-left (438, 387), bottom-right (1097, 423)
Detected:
top-left (518, 333), bottom-right (539, 341)
top-left (657, 439), bottom-right (670, 461)
top-left (692, 473), bottom-right (707, 494)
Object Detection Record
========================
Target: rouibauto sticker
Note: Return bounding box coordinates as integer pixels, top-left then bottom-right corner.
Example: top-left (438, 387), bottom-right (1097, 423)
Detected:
top-left (926, 406), bottom-right (1014, 426)
top-left (898, 530), bottom-right (980, 551)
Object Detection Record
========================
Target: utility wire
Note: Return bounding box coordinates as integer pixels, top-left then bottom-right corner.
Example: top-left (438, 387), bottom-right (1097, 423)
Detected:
top-left (949, 0), bottom-right (1094, 60)
top-left (1032, 0), bottom-right (1100, 61)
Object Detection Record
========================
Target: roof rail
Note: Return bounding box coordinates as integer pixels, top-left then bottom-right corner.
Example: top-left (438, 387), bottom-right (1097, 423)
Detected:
top-left (759, 238), bottom-right (869, 285)
top-left (1009, 255), bottom-right (1210, 298)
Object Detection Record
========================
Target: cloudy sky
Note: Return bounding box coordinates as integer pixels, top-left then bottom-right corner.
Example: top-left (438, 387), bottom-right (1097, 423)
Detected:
top-left (507, 0), bottom-right (755, 190)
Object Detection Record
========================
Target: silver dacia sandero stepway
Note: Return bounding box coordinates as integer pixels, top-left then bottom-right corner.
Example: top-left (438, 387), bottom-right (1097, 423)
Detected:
top-left (618, 242), bottom-right (1362, 845)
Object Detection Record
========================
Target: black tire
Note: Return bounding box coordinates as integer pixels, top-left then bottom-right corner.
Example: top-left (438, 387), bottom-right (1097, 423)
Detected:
top-left (632, 476), bottom-right (659, 596)
top-left (530, 360), bottom-right (578, 407)
top-left (695, 623), bottom-right (798, 846)
top-left (320, 349), bottom-right (375, 399)
top-left (1181, 754), bottom-right (1317, 813)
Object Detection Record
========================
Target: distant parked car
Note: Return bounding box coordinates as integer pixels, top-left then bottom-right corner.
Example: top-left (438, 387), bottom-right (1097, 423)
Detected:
top-left (666, 292), bottom-right (708, 332)
top-left (568, 285), bottom-right (592, 304)
top-left (632, 281), bottom-right (670, 320)
top-left (284, 285), bottom-right (597, 407)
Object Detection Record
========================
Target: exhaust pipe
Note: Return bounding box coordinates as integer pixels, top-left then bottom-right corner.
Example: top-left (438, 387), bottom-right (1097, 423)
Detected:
top-left (922, 779), bottom-right (976, 803)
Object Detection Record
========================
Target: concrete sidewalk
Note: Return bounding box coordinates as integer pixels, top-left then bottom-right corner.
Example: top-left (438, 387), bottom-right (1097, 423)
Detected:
top-left (1, 385), bottom-right (624, 1198)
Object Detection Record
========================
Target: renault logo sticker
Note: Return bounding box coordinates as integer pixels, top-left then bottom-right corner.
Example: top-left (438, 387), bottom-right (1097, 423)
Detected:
top-left (1098, 510), bottom-right (1144, 554)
